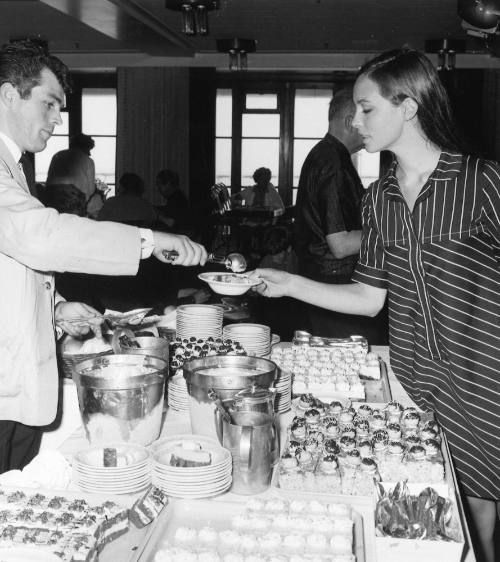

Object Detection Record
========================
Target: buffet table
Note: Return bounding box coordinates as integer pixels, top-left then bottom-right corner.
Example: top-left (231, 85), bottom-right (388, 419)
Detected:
top-left (52, 346), bottom-right (475, 562)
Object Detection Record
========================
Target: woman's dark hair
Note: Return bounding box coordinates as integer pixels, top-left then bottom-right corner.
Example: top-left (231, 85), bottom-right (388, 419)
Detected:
top-left (70, 133), bottom-right (94, 153)
top-left (0, 39), bottom-right (71, 98)
top-left (119, 172), bottom-right (145, 196)
top-left (357, 48), bottom-right (465, 152)
top-left (156, 169), bottom-right (179, 188)
top-left (40, 184), bottom-right (86, 216)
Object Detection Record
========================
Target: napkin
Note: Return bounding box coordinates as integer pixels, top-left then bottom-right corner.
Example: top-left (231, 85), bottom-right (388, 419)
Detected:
top-left (0, 450), bottom-right (72, 490)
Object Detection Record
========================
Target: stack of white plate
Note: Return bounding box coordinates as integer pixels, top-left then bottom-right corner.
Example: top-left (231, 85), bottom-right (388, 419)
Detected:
top-left (176, 305), bottom-right (223, 340)
top-left (151, 434), bottom-right (232, 499)
top-left (273, 368), bottom-right (292, 413)
top-left (167, 372), bottom-right (189, 412)
top-left (223, 323), bottom-right (271, 357)
top-left (73, 442), bottom-right (151, 494)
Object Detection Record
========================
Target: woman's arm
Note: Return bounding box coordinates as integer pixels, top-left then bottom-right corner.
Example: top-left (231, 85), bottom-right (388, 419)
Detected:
top-left (250, 268), bottom-right (386, 317)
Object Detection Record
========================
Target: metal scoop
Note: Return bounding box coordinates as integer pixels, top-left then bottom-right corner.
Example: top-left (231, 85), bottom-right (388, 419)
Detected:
top-left (162, 250), bottom-right (247, 273)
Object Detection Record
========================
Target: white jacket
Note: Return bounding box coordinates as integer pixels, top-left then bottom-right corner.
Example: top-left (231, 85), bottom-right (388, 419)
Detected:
top-left (0, 138), bottom-right (141, 425)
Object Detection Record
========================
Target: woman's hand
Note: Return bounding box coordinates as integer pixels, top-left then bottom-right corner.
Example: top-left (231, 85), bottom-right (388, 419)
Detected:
top-left (152, 232), bottom-right (208, 266)
top-left (55, 302), bottom-right (104, 338)
top-left (248, 268), bottom-right (293, 298)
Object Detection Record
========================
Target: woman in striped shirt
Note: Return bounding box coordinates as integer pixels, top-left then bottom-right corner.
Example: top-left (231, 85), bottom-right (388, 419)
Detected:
top-left (252, 49), bottom-right (500, 561)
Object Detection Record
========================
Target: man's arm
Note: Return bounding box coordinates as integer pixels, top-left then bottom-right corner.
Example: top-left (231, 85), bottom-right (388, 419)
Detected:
top-left (325, 230), bottom-right (362, 259)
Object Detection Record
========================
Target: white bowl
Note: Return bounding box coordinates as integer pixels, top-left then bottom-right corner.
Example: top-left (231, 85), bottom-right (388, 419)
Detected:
top-left (198, 272), bottom-right (261, 295)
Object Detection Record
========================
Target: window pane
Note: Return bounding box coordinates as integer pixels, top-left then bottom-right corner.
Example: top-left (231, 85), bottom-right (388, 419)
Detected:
top-left (246, 93), bottom-right (277, 110)
top-left (242, 114), bottom-right (280, 137)
top-left (294, 89), bottom-right (331, 138)
top-left (216, 89), bottom-right (232, 137)
top-left (241, 139), bottom-right (279, 186)
top-left (355, 149), bottom-right (380, 188)
top-left (215, 138), bottom-right (232, 186)
top-left (293, 139), bottom-right (319, 187)
top-left (82, 88), bottom-right (116, 135)
top-left (92, 136), bottom-right (116, 187)
top-left (35, 136), bottom-right (68, 182)
top-left (55, 112), bottom-right (69, 135)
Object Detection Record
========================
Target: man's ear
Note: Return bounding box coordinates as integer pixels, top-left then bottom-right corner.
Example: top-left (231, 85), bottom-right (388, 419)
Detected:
top-left (402, 97), bottom-right (418, 121)
top-left (0, 82), bottom-right (18, 108)
top-left (344, 113), bottom-right (354, 129)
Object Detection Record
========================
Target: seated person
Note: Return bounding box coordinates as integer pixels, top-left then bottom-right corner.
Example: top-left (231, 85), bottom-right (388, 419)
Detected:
top-left (97, 172), bottom-right (156, 227)
top-left (39, 183), bottom-right (86, 217)
top-left (154, 169), bottom-right (191, 233)
top-left (232, 167), bottom-right (285, 212)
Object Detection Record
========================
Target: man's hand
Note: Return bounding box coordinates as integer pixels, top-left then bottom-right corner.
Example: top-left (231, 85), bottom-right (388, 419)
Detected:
top-left (248, 269), bottom-right (292, 298)
top-left (152, 232), bottom-right (208, 266)
top-left (55, 302), bottom-right (104, 337)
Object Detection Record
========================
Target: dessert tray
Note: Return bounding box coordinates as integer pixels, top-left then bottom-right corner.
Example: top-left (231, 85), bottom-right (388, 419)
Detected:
top-left (131, 496), bottom-right (366, 562)
top-left (0, 485), bottom-right (130, 562)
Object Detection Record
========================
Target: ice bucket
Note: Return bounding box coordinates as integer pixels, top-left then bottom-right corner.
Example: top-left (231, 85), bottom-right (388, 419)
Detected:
top-left (183, 355), bottom-right (277, 439)
top-left (73, 354), bottom-right (167, 446)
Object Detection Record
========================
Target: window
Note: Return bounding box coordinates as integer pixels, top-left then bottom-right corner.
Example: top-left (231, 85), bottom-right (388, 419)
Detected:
top-left (35, 112), bottom-right (69, 183)
top-left (215, 78), bottom-right (380, 205)
top-left (82, 88), bottom-right (117, 193)
top-left (34, 76), bottom-right (117, 195)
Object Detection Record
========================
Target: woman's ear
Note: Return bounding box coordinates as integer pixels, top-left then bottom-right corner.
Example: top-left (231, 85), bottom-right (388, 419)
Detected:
top-left (402, 97), bottom-right (418, 121)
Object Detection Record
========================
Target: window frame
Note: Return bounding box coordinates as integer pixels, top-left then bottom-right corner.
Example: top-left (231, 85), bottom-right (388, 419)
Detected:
top-left (216, 72), bottom-right (360, 206)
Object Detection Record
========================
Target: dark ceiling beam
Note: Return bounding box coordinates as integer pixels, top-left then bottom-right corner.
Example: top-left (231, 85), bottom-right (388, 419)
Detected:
top-left (39, 0), bottom-right (194, 56)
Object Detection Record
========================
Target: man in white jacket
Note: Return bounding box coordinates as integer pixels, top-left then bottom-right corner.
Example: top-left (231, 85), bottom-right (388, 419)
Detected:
top-left (0, 40), bottom-right (207, 471)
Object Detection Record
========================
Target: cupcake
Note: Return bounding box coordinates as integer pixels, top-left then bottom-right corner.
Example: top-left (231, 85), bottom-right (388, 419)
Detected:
top-left (387, 423), bottom-right (402, 440)
top-left (328, 401), bottom-right (343, 416)
top-left (360, 457), bottom-right (378, 472)
top-left (283, 534), bottom-right (306, 551)
top-left (298, 393), bottom-right (315, 410)
top-left (339, 410), bottom-right (354, 425)
top-left (306, 533), bottom-right (328, 551)
top-left (174, 526), bottom-right (197, 544)
top-left (409, 444), bottom-right (426, 460)
top-left (323, 439), bottom-right (340, 456)
top-left (405, 434), bottom-right (421, 446)
top-left (325, 421), bottom-right (339, 439)
top-left (403, 411), bottom-right (421, 429)
top-left (297, 449), bottom-right (314, 469)
top-left (291, 422), bottom-right (307, 441)
top-left (260, 532), bottom-right (282, 551)
top-left (304, 437), bottom-right (319, 453)
top-left (420, 428), bottom-right (437, 441)
top-left (387, 440), bottom-right (405, 460)
top-left (370, 413), bottom-right (387, 430)
top-left (339, 435), bottom-right (356, 452)
top-left (340, 425), bottom-right (356, 440)
top-left (358, 440), bottom-right (373, 458)
top-left (385, 401), bottom-right (403, 415)
top-left (288, 440), bottom-right (301, 455)
top-left (345, 449), bottom-right (361, 466)
top-left (304, 408), bottom-right (321, 425)
top-left (424, 438), bottom-right (440, 456)
top-left (372, 429), bottom-right (389, 444)
top-left (319, 454), bottom-right (338, 474)
top-left (357, 404), bottom-right (373, 418)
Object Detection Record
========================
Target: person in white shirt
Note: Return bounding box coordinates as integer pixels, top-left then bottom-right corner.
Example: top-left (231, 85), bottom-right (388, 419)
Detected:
top-left (0, 39), bottom-right (207, 472)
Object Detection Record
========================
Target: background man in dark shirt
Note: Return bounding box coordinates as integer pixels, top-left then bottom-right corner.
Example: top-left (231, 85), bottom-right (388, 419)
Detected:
top-left (294, 86), bottom-right (388, 342)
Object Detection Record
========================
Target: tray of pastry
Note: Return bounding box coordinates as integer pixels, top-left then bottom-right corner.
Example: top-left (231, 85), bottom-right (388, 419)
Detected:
top-left (131, 496), bottom-right (366, 562)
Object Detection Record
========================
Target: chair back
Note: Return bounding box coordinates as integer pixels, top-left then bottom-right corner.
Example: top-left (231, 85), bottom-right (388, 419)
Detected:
top-left (210, 183), bottom-right (231, 215)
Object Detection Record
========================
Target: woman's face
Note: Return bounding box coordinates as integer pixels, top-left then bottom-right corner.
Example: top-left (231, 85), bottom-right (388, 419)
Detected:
top-left (352, 75), bottom-right (406, 153)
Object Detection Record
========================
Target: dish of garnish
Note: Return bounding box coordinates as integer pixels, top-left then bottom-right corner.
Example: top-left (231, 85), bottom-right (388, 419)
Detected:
top-left (198, 272), bottom-right (261, 295)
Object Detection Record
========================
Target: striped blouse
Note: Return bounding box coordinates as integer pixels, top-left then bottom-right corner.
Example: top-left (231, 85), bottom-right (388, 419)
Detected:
top-left (352, 152), bottom-right (500, 499)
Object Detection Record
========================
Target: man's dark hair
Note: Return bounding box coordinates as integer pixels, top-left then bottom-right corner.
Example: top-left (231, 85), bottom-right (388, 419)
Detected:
top-left (328, 85), bottom-right (355, 123)
top-left (156, 168), bottom-right (179, 188)
top-left (119, 172), bottom-right (145, 196)
top-left (0, 39), bottom-right (71, 99)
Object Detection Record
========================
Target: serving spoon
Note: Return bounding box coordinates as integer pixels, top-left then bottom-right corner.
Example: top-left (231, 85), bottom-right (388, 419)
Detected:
top-left (162, 250), bottom-right (247, 273)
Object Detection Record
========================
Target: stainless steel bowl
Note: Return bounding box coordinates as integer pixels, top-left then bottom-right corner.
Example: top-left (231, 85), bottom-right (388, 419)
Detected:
top-left (73, 354), bottom-right (167, 446)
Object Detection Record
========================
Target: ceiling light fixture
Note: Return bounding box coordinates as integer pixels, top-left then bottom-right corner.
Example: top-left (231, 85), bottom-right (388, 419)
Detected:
top-left (165, 0), bottom-right (219, 35)
top-left (216, 38), bottom-right (257, 71)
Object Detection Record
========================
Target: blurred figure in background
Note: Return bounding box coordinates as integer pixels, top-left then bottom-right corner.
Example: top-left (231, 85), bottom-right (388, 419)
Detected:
top-left (46, 133), bottom-right (95, 201)
top-left (154, 168), bottom-right (190, 233)
top-left (233, 167), bottom-right (285, 212)
top-left (98, 172), bottom-right (156, 227)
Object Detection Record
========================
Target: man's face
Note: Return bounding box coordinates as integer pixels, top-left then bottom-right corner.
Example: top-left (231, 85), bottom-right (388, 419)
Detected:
top-left (8, 67), bottom-right (65, 153)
